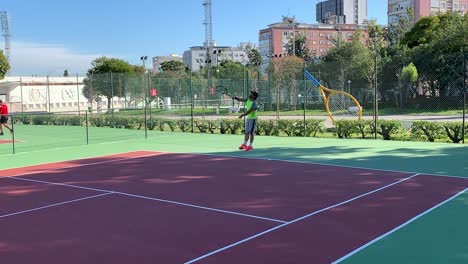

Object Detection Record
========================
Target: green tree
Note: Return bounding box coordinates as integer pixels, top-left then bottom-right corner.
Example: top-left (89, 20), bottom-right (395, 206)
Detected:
top-left (388, 7), bottom-right (415, 45)
top-left (160, 60), bottom-right (187, 72)
top-left (398, 62), bottom-right (418, 107)
top-left (285, 31), bottom-right (311, 59)
top-left (0, 50), bottom-right (10, 79)
top-left (267, 56), bottom-right (304, 113)
top-left (83, 57), bottom-right (144, 109)
top-left (401, 16), bottom-right (440, 48)
top-left (63, 69), bottom-right (69, 77)
top-left (245, 45), bottom-right (262, 66)
top-left (320, 30), bottom-right (374, 93)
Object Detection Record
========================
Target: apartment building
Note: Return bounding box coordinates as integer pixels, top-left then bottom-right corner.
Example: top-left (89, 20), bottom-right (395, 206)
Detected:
top-left (388, 0), bottom-right (468, 25)
top-left (259, 17), bottom-right (365, 72)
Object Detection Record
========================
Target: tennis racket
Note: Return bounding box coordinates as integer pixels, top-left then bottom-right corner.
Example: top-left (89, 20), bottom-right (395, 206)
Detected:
top-left (304, 70), bottom-right (363, 122)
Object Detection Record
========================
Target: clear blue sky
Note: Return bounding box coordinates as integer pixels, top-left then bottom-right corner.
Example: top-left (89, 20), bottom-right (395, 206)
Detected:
top-left (1, 0), bottom-right (388, 76)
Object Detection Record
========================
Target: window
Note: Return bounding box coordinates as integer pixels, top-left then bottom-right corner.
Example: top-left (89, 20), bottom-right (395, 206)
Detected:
top-left (462, 4), bottom-right (467, 10)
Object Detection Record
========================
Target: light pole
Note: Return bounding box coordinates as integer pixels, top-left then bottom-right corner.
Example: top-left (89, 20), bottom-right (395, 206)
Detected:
top-left (140, 56), bottom-right (148, 138)
top-left (287, 18), bottom-right (296, 56)
top-left (463, 52), bottom-right (467, 143)
top-left (347, 80), bottom-right (351, 93)
top-left (370, 32), bottom-right (379, 139)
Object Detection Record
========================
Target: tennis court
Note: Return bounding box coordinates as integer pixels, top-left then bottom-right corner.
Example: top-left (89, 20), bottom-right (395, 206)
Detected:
top-left (0, 132), bottom-right (467, 264)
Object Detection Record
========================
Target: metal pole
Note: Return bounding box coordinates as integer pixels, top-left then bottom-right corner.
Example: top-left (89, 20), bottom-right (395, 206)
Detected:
top-left (303, 62), bottom-right (307, 137)
top-left (76, 74), bottom-right (80, 116)
top-left (110, 71), bottom-right (114, 111)
top-left (85, 111), bottom-right (89, 144)
top-left (463, 53), bottom-right (466, 144)
top-left (190, 70), bottom-right (194, 133)
top-left (20, 77), bottom-right (24, 121)
top-left (11, 115), bottom-right (15, 154)
top-left (149, 75), bottom-right (153, 123)
top-left (144, 71), bottom-right (148, 139)
top-left (373, 37), bottom-right (378, 139)
top-left (47, 75), bottom-right (51, 112)
top-left (293, 21), bottom-right (295, 56)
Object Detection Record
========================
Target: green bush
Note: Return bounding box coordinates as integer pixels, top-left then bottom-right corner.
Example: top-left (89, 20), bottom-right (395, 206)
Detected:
top-left (334, 120), bottom-right (356, 139)
top-left (410, 121), bottom-right (444, 142)
top-left (378, 120), bottom-right (403, 140)
top-left (177, 119), bottom-right (192, 132)
top-left (32, 115), bottom-right (50, 125)
top-left (441, 122), bottom-right (466, 143)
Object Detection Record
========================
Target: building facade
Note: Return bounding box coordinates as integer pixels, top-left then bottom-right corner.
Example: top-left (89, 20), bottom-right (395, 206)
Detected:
top-left (388, 0), bottom-right (468, 25)
top-left (316, 0), bottom-right (368, 25)
top-left (258, 17), bottom-right (366, 72)
top-left (183, 43), bottom-right (253, 71)
top-left (0, 77), bottom-right (125, 113)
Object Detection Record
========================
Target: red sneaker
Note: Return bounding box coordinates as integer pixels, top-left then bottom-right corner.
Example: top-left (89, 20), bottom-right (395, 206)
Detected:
top-left (245, 146), bottom-right (253, 152)
top-left (239, 144), bottom-right (247, 150)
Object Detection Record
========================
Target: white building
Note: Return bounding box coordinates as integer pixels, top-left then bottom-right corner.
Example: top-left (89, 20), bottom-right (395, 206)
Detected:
top-left (0, 76), bottom-right (125, 113)
top-left (183, 43), bottom-right (254, 71)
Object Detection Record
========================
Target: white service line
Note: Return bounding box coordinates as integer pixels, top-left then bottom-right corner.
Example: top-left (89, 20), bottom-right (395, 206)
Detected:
top-left (114, 192), bottom-right (287, 224)
top-left (8, 176), bottom-right (117, 193)
top-left (331, 187), bottom-right (468, 264)
top-left (184, 173), bottom-right (420, 264)
top-left (7, 176), bottom-right (287, 224)
top-left (0, 192), bottom-right (113, 219)
top-left (188, 152), bottom-right (468, 180)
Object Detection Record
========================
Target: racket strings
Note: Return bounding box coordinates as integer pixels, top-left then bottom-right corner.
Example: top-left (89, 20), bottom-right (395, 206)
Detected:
top-left (327, 93), bottom-right (360, 117)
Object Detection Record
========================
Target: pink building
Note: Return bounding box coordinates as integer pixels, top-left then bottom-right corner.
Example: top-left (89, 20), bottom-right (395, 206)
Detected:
top-left (389, 0), bottom-right (468, 25)
top-left (259, 17), bottom-right (366, 72)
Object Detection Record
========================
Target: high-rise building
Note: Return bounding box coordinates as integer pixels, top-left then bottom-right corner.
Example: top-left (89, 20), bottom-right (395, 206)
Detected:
top-left (388, 0), bottom-right (468, 25)
top-left (316, 0), bottom-right (368, 25)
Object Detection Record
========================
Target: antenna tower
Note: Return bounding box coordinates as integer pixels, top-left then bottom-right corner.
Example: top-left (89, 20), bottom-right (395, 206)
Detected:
top-left (0, 11), bottom-right (11, 63)
top-left (203, 0), bottom-right (214, 49)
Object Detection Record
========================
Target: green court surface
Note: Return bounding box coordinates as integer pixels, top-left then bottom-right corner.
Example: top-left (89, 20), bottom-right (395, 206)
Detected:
top-left (0, 125), bottom-right (467, 263)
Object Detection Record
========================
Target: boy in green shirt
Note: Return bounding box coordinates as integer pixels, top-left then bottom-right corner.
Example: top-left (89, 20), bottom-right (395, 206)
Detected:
top-left (234, 91), bottom-right (259, 152)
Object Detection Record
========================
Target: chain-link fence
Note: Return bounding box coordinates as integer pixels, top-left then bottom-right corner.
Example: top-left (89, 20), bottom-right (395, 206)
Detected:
top-left (0, 56), bottom-right (466, 154)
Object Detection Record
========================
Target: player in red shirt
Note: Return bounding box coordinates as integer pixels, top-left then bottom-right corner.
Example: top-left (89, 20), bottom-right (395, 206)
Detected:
top-left (0, 100), bottom-right (13, 135)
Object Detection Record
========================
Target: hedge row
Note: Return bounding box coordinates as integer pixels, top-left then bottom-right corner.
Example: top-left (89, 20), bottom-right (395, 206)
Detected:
top-left (333, 119), bottom-right (467, 143)
top-left (12, 114), bottom-right (467, 143)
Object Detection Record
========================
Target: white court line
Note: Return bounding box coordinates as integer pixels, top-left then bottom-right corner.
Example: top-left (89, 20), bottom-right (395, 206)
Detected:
top-left (331, 187), bottom-right (468, 264)
top-left (187, 152), bottom-right (468, 180)
top-left (8, 176), bottom-right (118, 193)
top-left (0, 192), bottom-right (113, 219)
top-left (184, 173), bottom-right (420, 264)
top-left (1, 151), bottom-right (161, 178)
top-left (7, 176), bottom-right (287, 224)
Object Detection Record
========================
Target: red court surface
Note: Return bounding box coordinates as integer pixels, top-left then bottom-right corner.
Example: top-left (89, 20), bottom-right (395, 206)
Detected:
top-left (0, 139), bottom-right (15, 144)
top-left (1, 151), bottom-right (467, 264)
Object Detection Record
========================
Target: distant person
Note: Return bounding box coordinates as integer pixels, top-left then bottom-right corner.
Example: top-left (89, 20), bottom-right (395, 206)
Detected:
top-left (0, 100), bottom-right (14, 136)
top-left (234, 91), bottom-right (259, 152)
